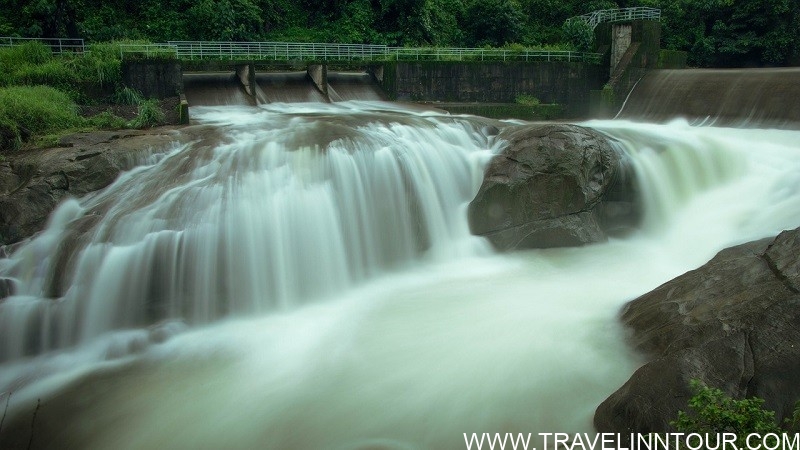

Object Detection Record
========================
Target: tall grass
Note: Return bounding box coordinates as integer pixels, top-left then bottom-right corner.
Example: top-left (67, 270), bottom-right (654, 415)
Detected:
top-left (0, 41), bottom-right (125, 100)
top-left (129, 99), bottom-right (165, 129)
top-left (112, 87), bottom-right (144, 105)
top-left (0, 86), bottom-right (85, 151)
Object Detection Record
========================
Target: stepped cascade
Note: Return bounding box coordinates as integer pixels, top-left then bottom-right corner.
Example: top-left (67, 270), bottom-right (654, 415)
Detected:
top-left (1, 99), bottom-right (800, 449)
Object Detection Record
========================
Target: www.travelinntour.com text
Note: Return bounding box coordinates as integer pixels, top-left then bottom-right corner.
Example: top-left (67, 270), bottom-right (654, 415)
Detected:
top-left (462, 432), bottom-right (800, 450)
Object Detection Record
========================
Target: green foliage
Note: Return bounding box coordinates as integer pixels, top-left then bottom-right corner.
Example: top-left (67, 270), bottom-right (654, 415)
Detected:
top-left (0, 86), bottom-right (84, 134)
top-left (658, 49), bottom-right (688, 68)
top-left (2, 0), bottom-right (797, 67)
top-left (128, 99), bottom-right (165, 129)
top-left (0, 115), bottom-right (22, 152)
top-left (186, 0), bottom-right (263, 41)
top-left (0, 40), bottom-right (123, 100)
top-left (650, 0), bottom-right (798, 67)
top-left (0, 86), bottom-right (84, 151)
top-left (89, 111), bottom-right (127, 129)
top-left (515, 94), bottom-right (541, 105)
top-left (786, 401), bottom-right (800, 431)
top-left (464, 0), bottom-right (526, 47)
top-left (672, 380), bottom-right (780, 445)
top-left (562, 19), bottom-right (594, 51)
top-left (112, 87), bottom-right (144, 106)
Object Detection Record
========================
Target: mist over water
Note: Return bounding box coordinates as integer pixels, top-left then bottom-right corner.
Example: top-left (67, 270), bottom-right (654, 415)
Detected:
top-left (1, 102), bottom-right (800, 449)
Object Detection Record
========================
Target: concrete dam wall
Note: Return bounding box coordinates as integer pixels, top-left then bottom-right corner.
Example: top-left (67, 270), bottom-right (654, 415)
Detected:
top-left (617, 68), bottom-right (800, 128)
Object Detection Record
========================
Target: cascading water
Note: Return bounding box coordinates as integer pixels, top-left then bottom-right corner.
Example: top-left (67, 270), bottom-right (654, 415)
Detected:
top-left (1, 102), bottom-right (800, 450)
top-left (0, 104), bottom-right (495, 362)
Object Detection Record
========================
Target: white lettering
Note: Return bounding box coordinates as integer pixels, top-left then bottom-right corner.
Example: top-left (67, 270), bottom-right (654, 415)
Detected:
top-left (464, 433), bottom-right (485, 450)
top-left (747, 433), bottom-right (761, 450)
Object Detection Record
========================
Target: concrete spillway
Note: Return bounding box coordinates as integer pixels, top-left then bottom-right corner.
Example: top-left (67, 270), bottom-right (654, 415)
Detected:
top-left (255, 72), bottom-right (329, 103)
top-left (328, 72), bottom-right (387, 101)
top-left (617, 68), bottom-right (800, 128)
top-left (183, 70), bottom-right (386, 106)
top-left (182, 72), bottom-right (255, 106)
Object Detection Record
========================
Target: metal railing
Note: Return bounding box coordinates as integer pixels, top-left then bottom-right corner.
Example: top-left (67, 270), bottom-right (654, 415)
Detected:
top-left (566, 7), bottom-right (661, 31)
top-left (119, 43), bottom-right (180, 59)
top-left (0, 36), bottom-right (85, 54)
top-left (118, 41), bottom-right (602, 64)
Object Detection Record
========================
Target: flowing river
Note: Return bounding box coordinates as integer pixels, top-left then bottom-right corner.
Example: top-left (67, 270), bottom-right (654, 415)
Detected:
top-left (1, 101), bottom-right (800, 449)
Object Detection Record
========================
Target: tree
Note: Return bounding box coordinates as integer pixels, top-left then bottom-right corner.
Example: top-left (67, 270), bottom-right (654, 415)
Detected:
top-left (651, 0), bottom-right (799, 67)
top-left (463, 0), bottom-right (526, 47)
top-left (375, 0), bottom-right (465, 45)
top-left (185, 0), bottom-right (262, 41)
top-left (562, 18), bottom-right (593, 51)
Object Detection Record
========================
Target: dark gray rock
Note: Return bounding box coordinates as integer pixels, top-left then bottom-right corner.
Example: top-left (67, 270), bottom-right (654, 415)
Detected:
top-left (0, 129), bottom-right (190, 246)
top-left (595, 227), bottom-right (800, 433)
top-left (467, 123), bottom-right (639, 250)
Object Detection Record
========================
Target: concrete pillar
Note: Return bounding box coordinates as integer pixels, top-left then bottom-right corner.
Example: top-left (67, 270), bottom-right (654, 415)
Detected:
top-left (369, 65), bottom-right (384, 83)
top-left (235, 63), bottom-right (256, 100)
top-left (307, 64), bottom-right (327, 97)
top-left (611, 24), bottom-right (632, 75)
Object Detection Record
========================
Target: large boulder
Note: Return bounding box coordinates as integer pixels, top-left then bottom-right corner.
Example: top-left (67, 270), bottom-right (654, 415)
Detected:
top-left (467, 123), bottom-right (639, 250)
top-left (595, 227), bottom-right (800, 433)
top-left (0, 129), bottom-right (189, 246)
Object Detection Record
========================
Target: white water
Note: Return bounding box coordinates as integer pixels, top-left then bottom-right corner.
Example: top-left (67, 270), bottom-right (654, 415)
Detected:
top-left (1, 103), bottom-right (800, 449)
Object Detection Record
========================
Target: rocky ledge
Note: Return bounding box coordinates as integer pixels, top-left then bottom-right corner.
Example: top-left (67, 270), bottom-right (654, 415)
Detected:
top-left (467, 123), bottom-right (640, 250)
top-left (595, 226), bottom-right (800, 433)
top-left (0, 126), bottom-right (223, 248)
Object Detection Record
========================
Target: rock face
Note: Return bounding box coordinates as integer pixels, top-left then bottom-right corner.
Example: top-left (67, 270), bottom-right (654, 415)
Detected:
top-left (595, 227), bottom-right (800, 433)
top-left (0, 129), bottom-right (186, 247)
top-left (467, 123), bottom-right (639, 250)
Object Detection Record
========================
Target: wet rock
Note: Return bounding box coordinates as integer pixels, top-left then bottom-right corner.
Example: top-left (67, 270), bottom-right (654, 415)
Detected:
top-left (595, 227), bottom-right (800, 433)
top-left (0, 128), bottom-right (189, 246)
top-left (467, 123), bottom-right (639, 250)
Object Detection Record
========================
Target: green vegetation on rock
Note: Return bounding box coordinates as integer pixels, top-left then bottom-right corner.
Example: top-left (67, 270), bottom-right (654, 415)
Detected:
top-left (673, 380), bottom-right (780, 440)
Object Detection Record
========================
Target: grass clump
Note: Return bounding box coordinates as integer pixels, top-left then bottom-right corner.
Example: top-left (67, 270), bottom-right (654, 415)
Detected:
top-left (515, 94), bottom-right (541, 106)
top-left (128, 99), bottom-right (164, 129)
top-left (0, 86), bottom-right (85, 151)
top-left (89, 111), bottom-right (128, 129)
top-left (112, 87), bottom-right (144, 105)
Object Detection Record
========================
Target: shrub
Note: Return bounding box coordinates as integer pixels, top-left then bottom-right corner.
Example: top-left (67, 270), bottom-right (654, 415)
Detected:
top-left (562, 19), bottom-right (594, 52)
top-left (672, 380), bottom-right (780, 447)
top-left (128, 99), bottom-right (164, 129)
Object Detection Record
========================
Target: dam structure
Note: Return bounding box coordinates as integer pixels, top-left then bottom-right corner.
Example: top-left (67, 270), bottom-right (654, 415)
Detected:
top-left (117, 8), bottom-right (665, 118)
top-left (120, 40), bottom-right (610, 118)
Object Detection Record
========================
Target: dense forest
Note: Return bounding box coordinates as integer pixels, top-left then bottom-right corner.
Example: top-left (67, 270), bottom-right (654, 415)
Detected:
top-left (0, 0), bottom-right (798, 67)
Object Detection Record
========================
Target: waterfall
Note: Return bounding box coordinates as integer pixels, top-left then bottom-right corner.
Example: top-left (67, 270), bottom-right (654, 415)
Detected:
top-left (0, 104), bottom-right (497, 361)
top-left (1, 103), bottom-right (800, 450)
